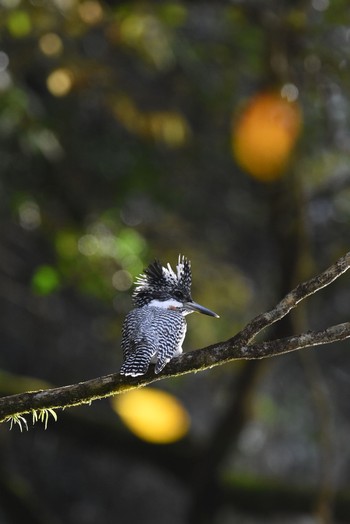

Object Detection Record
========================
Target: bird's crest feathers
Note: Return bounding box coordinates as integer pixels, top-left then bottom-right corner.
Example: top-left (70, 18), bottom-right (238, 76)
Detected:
top-left (132, 255), bottom-right (192, 306)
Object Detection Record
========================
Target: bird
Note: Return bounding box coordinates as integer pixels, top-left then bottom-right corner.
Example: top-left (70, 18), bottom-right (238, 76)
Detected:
top-left (119, 254), bottom-right (219, 377)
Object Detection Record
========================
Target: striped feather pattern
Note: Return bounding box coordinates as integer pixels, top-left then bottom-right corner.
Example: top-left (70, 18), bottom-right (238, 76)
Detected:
top-left (120, 305), bottom-right (187, 377)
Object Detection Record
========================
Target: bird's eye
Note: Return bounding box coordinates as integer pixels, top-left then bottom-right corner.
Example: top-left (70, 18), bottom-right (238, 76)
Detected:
top-left (173, 290), bottom-right (184, 300)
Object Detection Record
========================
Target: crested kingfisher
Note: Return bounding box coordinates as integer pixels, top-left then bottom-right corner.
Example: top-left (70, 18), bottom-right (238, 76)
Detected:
top-left (120, 255), bottom-right (219, 377)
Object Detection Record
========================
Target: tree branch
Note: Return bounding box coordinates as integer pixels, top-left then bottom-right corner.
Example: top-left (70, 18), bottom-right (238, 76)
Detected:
top-left (1, 251), bottom-right (350, 424)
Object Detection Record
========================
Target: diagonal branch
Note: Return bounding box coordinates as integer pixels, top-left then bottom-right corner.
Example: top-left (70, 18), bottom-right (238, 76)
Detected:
top-left (1, 251), bottom-right (350, 424)
top-left (230, 250), bottom-right (350, 345)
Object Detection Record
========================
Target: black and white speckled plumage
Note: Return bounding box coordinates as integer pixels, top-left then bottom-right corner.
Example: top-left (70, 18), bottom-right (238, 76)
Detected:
top-left (120, 255), bottom-right (218, 377)
top-left (120, 305), bottom-right (186, 376)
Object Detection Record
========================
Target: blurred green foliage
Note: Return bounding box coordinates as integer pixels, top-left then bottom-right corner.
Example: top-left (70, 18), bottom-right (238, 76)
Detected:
top-left (0, 0), bottom-right (349, 354)
top-left (0, 0), bottom-right (349, 363)
top-left (32, 264), bottom-right (61, 295)
top-left (1, 1), bottom-right (350, 521)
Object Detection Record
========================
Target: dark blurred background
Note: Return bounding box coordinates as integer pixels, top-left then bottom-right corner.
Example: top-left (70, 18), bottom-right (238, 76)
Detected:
top-left (1, 0), bottom-right (350, 523)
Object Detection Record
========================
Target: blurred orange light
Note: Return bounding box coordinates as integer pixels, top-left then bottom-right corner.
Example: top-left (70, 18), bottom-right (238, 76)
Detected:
top-left (78, 1), bottom-right (103, 25)
top-left (148, 111), bottom-right (190, 147)
top-left (113, 387), bottom-right (190, 444)
top-left (46, 68), bottom-right (73, 97)
top-left (232, 91), bottom-right (302, 182)
top-left (111, 95), bottom-right (190, 147)
top-left (39, 33), bottom-right (63, 56)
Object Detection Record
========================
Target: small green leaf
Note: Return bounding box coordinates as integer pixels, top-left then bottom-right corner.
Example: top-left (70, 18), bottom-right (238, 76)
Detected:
top-left (7, 10), bottom-right (32, 38)
top-left (32, 265), bottom-right (60, 295)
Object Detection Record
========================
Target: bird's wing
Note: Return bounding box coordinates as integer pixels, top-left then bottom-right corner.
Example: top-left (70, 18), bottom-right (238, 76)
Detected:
top-left (152, 309), bottom-right (186, 374)
top-left (120, 308), bottom-right (158, 376)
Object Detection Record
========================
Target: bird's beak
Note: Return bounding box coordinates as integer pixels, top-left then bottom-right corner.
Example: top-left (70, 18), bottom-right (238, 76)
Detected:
top-left (184, 301), bottom-right (219, 318)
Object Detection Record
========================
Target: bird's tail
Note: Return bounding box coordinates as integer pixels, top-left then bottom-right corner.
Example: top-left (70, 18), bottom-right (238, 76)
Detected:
top-left (119, 344), bottom-right (156, 377)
